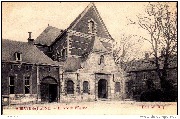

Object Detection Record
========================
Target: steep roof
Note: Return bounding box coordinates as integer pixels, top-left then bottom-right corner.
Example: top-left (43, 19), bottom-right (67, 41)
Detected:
top-left (62, 57), bottom-right (81, 72)
top-left (67, 2), bottom-right (114, 40)
top-left (35, 26), bottom-right (63, 46)
top-left (92, 37), bottom-right (108, 52)
top-left (2, 39), bottom-right (58, 66)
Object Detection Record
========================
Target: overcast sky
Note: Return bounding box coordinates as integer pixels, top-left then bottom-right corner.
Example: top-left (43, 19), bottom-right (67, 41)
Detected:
top-left (2, 2), bottom-right (176, 58)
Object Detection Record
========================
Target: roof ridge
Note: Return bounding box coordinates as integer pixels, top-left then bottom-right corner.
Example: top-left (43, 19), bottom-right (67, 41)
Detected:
top-left (2, 39), bottom-right (27, 43)
top-left (67, 2), bottom-right (93, 30)
top-left (35, 25), bottom-right (63, 46)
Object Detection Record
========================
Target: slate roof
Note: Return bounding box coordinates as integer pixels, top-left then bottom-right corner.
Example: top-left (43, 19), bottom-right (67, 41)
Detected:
top-left (35, 26), bottom-right (63, 46)
top-left (62, 57), bottom-right (81, 72)
top-left (125, 55), bottom-right (177, 72)
top-left (2, 39), bottom-right (59, 66)
top-left (92, 37), bottom-right (108, 52)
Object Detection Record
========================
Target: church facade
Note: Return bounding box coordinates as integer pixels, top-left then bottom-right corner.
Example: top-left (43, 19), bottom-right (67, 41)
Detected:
top-left (2, 3), bottom-right (126, 104)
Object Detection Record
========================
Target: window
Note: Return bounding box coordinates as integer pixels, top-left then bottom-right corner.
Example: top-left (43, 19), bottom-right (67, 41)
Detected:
top-left (10, 64), bottom-right (14, 70)
top-left (9, 76), bottom-right (15, 94)
top-left (143, 72), bottom-right (147, 79)
top-left (83, 81), bottom-right (89, 93)
top-left (62, 49), bottom-right (66, 59)
top-left (15, 52), bottom-right (22, 61)
top-left (89, 21), bottom-right (95, 33)
top-left (67, 80), bottom-right (74, 94)
top-left (99, 55), bottom-right (104, 65)
top-left (48, 66), bottom-right (51, 72)
top-left (25, 65), bottom-right (30, 71)
top-left (25, 76), bottom-right (30, 94)
top-left (115, 82), bottom-right (120, 92)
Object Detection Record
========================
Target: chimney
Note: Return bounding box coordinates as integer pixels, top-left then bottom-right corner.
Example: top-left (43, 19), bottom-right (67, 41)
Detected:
top-left (145, 53), bottom-right (149, 60)
top-left (28, 32), bottom-right (34, 44)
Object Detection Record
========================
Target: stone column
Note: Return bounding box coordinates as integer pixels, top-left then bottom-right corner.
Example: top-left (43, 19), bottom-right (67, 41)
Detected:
top-left (107, 78), bottom-right (111, 100)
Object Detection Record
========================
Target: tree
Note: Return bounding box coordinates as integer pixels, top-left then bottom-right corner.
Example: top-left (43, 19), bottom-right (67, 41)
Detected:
top-left (133, 2), bottom-right (177, 101)
top-left (113, 34), bottom-right (144, 70)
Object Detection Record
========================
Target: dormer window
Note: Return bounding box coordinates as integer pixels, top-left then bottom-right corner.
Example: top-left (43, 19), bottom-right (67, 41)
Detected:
top-left (15, 52), bottom-right (22, 61)
top-left (88, 19), bottom-right (97, 34)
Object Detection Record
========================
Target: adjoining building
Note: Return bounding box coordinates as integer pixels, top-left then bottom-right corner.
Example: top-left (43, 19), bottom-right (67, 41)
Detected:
top-left (124, 54), bottom-right (177, 101)
top-left (2, 33), bottom-right (61, 105)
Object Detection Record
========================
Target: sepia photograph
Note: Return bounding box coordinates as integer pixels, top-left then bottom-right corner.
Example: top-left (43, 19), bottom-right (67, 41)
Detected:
top-left (1, 1), bottom-right (177, 115)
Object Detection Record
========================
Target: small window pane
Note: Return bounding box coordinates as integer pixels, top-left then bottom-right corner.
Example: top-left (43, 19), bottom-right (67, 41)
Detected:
top-left (25, 86), bottom-right (30, 94)
top-left (83, 81), bottom-right (89, 93)
top-left (67, 80), bottom-right (74, 94)
top-left (25, 80), bottom-right (29, 85)
top-left (9, 76), bottom-right (14, 85)
top-left (10, 86), bottom-right (15, 94)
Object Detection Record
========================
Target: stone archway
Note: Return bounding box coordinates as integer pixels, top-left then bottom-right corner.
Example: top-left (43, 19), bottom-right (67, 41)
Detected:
top-left (40, 77), bottom-right (58, 103)
top-left (98, 79), bottom-right (108, 99)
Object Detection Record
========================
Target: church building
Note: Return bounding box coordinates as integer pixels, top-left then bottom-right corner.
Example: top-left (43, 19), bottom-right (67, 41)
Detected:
top-left (2, 3), bottom-right (126, 104)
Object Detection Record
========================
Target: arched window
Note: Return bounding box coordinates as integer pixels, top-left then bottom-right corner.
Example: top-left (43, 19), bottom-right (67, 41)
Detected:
top-left (62, 49), bottom-right (66, 59)
top-left (115, 82), bottom-right (120, 92)
top-left (99, 55), bottom-right (104, 65)
top-left (67, 80), bottom-right (74, 94)
top-left (89, 21), bottom-right (95, 33)
top-left (83, 81), bottom-right (89, 93)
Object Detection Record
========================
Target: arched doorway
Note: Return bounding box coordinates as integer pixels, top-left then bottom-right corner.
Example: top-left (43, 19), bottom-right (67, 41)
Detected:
top-left (40, 77), bottom-right (58, 103)
top-left (98, 79), bottom-right (108, 98)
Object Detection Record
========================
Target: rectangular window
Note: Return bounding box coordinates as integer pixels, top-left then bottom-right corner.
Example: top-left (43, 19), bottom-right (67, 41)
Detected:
top-left (25, 65), bottom-right (29, 71)
top-left (10, 64), bottom-right (14, 70)
top-left (143, 72), bottom-right (147, 79)
top-left (115, 82), bottom-right (120, 92)
top-left (9, 76), bottom-right (15, 94)
top-left (25, 76), bottom-right (30, 94)
top-left (83, 81), bottom-right (89, 93)
top-left (15, 52), bottom-right (22, 61)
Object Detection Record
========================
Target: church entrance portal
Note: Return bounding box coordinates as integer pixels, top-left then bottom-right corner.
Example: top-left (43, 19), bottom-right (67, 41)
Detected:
top-left (98, 79), bottom-right (108, 99)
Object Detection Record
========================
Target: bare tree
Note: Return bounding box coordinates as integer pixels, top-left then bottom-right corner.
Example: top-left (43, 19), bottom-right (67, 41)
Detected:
top-left (133, 2), bottom-right (177, 100)
top-left (113, 34), bottom-right (144, 70)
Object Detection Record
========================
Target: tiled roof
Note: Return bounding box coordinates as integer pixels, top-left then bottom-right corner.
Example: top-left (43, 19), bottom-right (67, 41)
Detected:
top-left (2, 39), bottom-right (59, 66)
top-left (62, 57), bottom-right (81, 72)
top-left (125, 55), bottom-right (177, 72)
top-left (35, 26), bottom-right (63, 46)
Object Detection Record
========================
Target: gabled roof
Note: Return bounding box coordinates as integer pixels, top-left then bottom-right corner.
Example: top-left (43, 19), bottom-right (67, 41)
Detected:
top-left (67, 2), bottom-right (114, 40)
top-left (35, 26), bottom-right (63, 46)
top-left (2, 39), bottom-right (58, 66)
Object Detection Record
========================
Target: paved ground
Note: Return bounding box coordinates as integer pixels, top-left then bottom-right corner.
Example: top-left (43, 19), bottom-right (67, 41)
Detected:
top-left (2, 101), bottom-right (177, 115)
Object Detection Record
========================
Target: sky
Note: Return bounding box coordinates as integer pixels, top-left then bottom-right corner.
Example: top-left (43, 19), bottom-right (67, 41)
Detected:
top-left (2, 2), bottom-right (176, 58)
